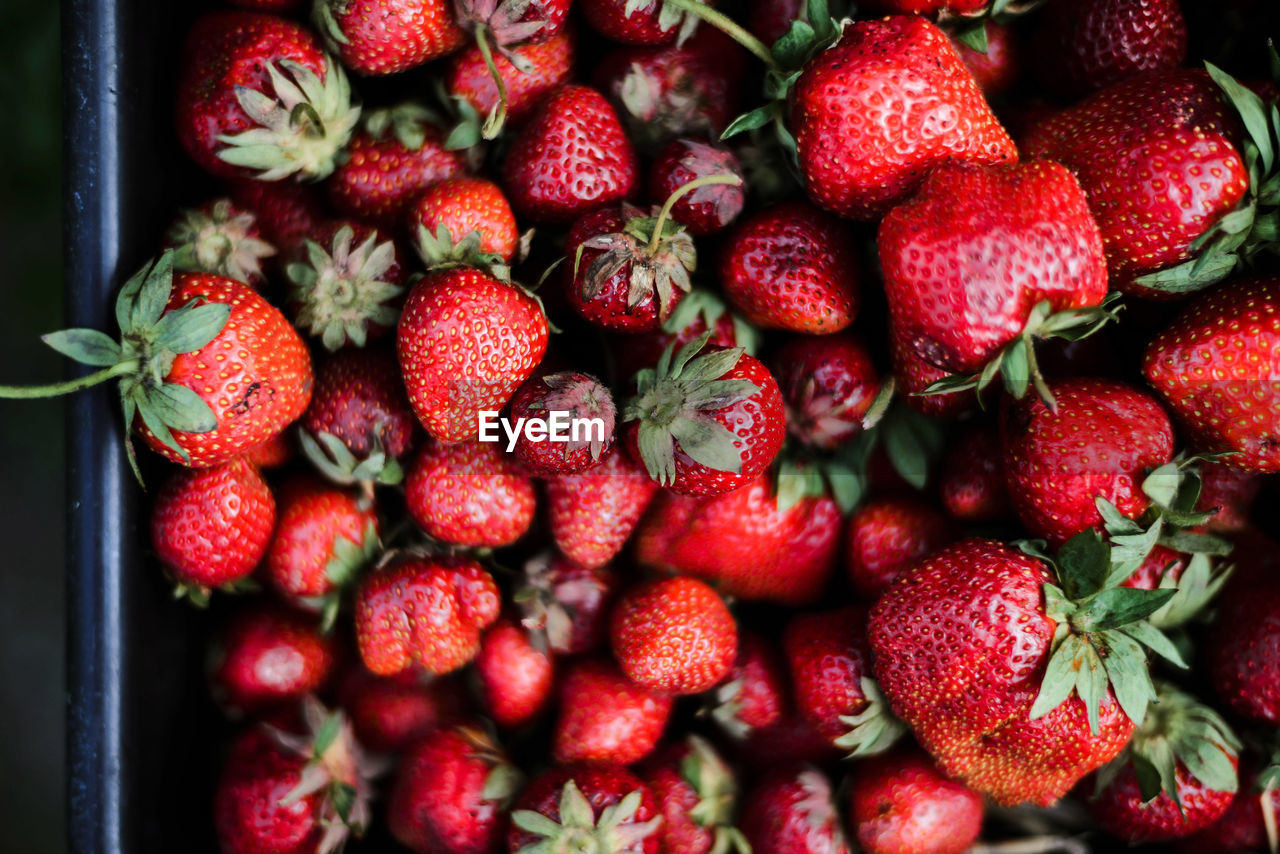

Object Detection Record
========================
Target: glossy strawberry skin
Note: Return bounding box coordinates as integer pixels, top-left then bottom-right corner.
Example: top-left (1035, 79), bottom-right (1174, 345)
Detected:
top-left (719, 201), bottom-right (859, 335)
top-left (150, 457), bottom-right (275, 588)
top-left (1142, 277), bottom-right (1280, 473)
top-left (1206, 563), bottom-right (1280, 725)
top-left (327, 127), bottom-right (466, 232)
top-left (209, 605), bottom-right (336, 715)
top-left (404, 439), bottom-right (536, 547)
top-left (1001, 379), bottom-right (1175, 546)
top-left (508, 372), bottom-right (615, 475)
top-left (581, 0), bottom-right (683, 45)
top-left (611, 576), bottom-right (737, 694)
top-left (783, 606), bottom-right (875, 743)
top-left (408, 176), bottom-right (519, 262)
top-left (447, 29), bottom-right (575, 125)
top-left (791, 16), bottom-right (1017, 220)
top-left (214, 727), bottom-right (329, 854)
top-left (302, 346), bottom-right (419, 460)
top-left (647, 139), bottom-right (745, 236)
top-left (844, 497), bottom-right (956, 601)
top-left (848, 748), bottom-right (985, 854)
top-left (1091, 756), bottom-right (1236, 843)
top-left (713, 631), bottom-right (789, 738)
top-left (265, 478), bottom-right (379, 599)
top-left (775, 333), bottom-right (879, 450)
top-left (322, 0), bottom-right (465, 75)
top-left (739, 766), bottom-right (851, 854)
top-left (507, 765), bottom-right (661, 854)
top-left (228, 178), bottom-right (327, 255)
top-left (502, 84), bottom-right (640, 225)
top-left (1173, 764), bottom-right (1280, 854)
top-left (476, 617), bottom-right (554, 728)
top-left (939, 426), bottom-right (1012, 524)
top-left (890, 329), bottom-right (975, 417)
top-left (553, 658), bottom-right (673, 765)
top-left (354, 556), bottom-right (501, 676)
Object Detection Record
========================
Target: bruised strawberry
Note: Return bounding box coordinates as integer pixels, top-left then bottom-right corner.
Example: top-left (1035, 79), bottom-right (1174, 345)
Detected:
top-left (611, 576), bottom-right (737, 694)
top-left (508, 764), bottom-right (661, 854)
top-left (314, 0), bottom-right (465, 75)
top-left (580, 0), bottom-right (703, 46)
top-left (508, 371), bottom-right (616, 475)
top-left (709, 631), bottom-right (788, 739)
top-left (844, 497), bottom-right (956, 601)
top-left (739, 766), bottom-right (851, 854)
top-left (404, 439), bottom-right (536, 547)
top-left (647, 139), bottom-right (746, 236)
top-left (774, 333), bottom-right (880, 450)
top-left (848, 747), bottom-right (985, 854)
top-left (209, 604), bottom-right (336, 715)
top-left (553, 658), bottom-right (673, 765)
top-left (409, 175), bottom-right (520, 269)
top-left (476, 617), bottom-right (555, 728)
top-left (939, 425), bottom-right (1012, 524)
top-left (517, 552), bottom-right (621, 655)
top-left (336, 668), bottom-right (466, 753)
top-left (164, 198), bottom-right (275, 288)
top-left (447, 28), bottom-right (575, 126)
top-left (640, 736), bottom-right (749, 854)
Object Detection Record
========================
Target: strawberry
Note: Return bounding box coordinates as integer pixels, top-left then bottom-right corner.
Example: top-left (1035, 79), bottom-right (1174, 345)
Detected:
top-left (314, 0), bottom-right (465, 75)
top-left (580, 0), bottom-right (703, 46)
top-left (386, 725), bottom-right (520, 854)
top-left (1120, 544), bottom-right (1189, 591)
top-left (719, 200), bottom-right (859, 335)
top-left (647, 139), bottom-right (746, 236)
top-left (150, 457), bottom-right (275, 600)
top-left (774, 333), bottom-right (880, 450)
top-left (622, 334), bottom-right (785, 496)
top-left (1089, 683), bottom-right (1240, 844)
top-left (476, 617), bottom-right (555, 728)
top-left (1206, 549), bottom-right (1280, 725)
top-left (890, 328), bottom-right (975, 417)
top-left (354, 555), bottom-right (501, 676)
top-left (880, 160), bottom-right (1111, 401)
top-left (949, 20), bottom-right (1021, 97)
top-left (176, 12), bottom-right (359, 181)
top-left (397, 267), bottom-right (548, 443)
top-left (502, 84), bottom-right (640, 225)
top-left (326, 103), bottom-right (467, 232)
top-left (844, 497), bottom-right (956, 601)
top-left (635, 472), bottom-right (840, 605)
top-left (228, 177), bottom-right (327, 254)
top-left (164, 198), bottom-right (275, 288)
top-left (409, 176), bottom-right (520, 271)
top-left (508, 371), bottom-right (616, 475)
top-left (447, 28), bottom-right (575, 127)
top-left (404, 439), bottom-right (536, 547)
top-left (736, 715), bottom-right (843, 774)
top-left (709, 631), bottom-right (788, 739)
top-left (1173, 761), bottom-right (1280, 854)
top-left (790, 16), bottom-right (1016, 220)
top-left (336, 668), bottom-right (466, 753)
top-left (244, 430), bottom-right (296, 469)
top-left (617, 287), bottom-right (759, 380)
top-left (783, 606), bottom-right (905, 756)
top-left (553, 658), bottom-right (673, 765)
top-left (739, 766), bottom-right (851, 854)
top-left (209, 604), bottom-right (337, 716)
top-left (1029, 0), bottom-right (1187, 100)
top-left (747, 0), bottom-right (806, 46)
top-left (507, 764), bottom-right (661, 854)
top-left (610, 575), bottom-right (738, 694)
top-left (545, 448), bottom-right (657, 567)
top-left (639, 736), bottom-right (749, 854)
top-left (517, 552), bottom-right (622, 654)
top-left (938, 425), bottom-right (1012, 523)
top-left (847, 747), bottom-right (985, 854)
top-left (861, 0), bottom-right (986, 10)
top-left (1197, 460), bottom-right (1260, 532)
top-left (1142, 277), bottom-right (1280, 473)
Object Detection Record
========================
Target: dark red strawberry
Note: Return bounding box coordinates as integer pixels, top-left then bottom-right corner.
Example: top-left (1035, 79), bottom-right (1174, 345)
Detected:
top-left (476, 617), bottom-right (555, 728)
top-left (640, 736), bottom-right (749, 854)
top-left (580, 0), bottom-right (703, 46)
top-left (409, 175), bottom-right (520, 270)
top-left (301, 346), bottom-right (420, 467)
top-left (517, 552), bottom-right (622, 654)
top-left (739, 766), bottom-right (851, 854)
top-left (848, 747), bottom-right (985, 854)
top-left (890, 328), bottom-right (975, 417)
top-left (244, 430), bottom-right (296, 469)
top-left (228, 177), bottom-right (327, 255)
top-left (209, 604), bottom-right (336, 715)
top-left (611, 576), bottom-right (738, 694)
top-left (508, 371), bottom-right (616, 475)
top-left (939, 425), bottom-right (1013, 523)
top-left (647, 138), bottom-right (746, 236)
top-left (553, 658), bottom-right (672, 765)
top-left (1173, 761), bottom-right (1280, 854)
top-left (336, 668), bottom-right (466, 753)
top-left (1197, 460), bottom-right (1260, 532)
top-left (949, 20), bottom-right (1021, 97)
top-left (774, 333), bottom-right (880, 450)
top-left (737, 715), bottom-right (843, 775)
top-left (1206, 548), bottom-right (1280, 725)
top-left (747, 0), bottom-right (805, 46)
top-left (164, 198), bottom-right (275, 288)
top-left (314, 0), bottom-right (465, 75)
top-left (404, 439), bottom-right (536, 547)
top-left (507, 764), bottom-right (661, 854)
top-left (709, 631), bottom-right (788, 739)
top-left (844, 497), bottom-right (956, 601)
top-left (447, 28), bottom-right (575, 127)
top-left (861, 0), bottom-right (987, 10)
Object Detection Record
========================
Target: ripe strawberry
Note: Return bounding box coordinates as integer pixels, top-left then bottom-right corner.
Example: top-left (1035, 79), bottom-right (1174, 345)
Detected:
top-left (647, 139), bottom-right (746, 236)
top-left (507, 764), bottom-right (661, 854)
top-left (1197, 460), bottom-right (1260, 532)
top-left (844, 497), bottom-right (956, 601)
top-left (719, 200), bottom-right (859, 335)
top-left (150, 457), bottom-right (275, 599)
top-left (447, 28), bottom-right (575, 127)
top-left (791, 15), bottom-right (1016, 220)
top-left (244, 430), bottom-right (296, 469)
top-left (314, 0), bottom-right (465, 75)
top-left (397, 267), bottom-right (548, 443)
top-left (890, 328), bottom-right (975, 417)
top-left (386, 725), bottom-right (520, 854)
top-left (635, 472), bottom-right (840, 605)
top-left (623, 335), bottom-right (785, 496)
top-left (502, 84), bottom-right (640, 225)
top-left (1173, 761), bottom-right (1280, 854)
top-left (847, 747), bottom-right (985, 854)
top-left (354, 556), bottom-right (501, 676)
top-left (949, 20), bottom-right (1021, 97)
top-left (164, 198), bottom-right (275, 288)
top-left (404, 439), bottom-right (536, 547)
top-left (1206, 551), bottom-right (1280, 725)
top-left (336, 668), bottom-right (466, 753)
top-left (581, 0), bottom-right (699, 46)
top-left (228, 177), bottom-right (327, 254)
top-left (1143, 277), bottom-right (1280, 473)
top-left (546, 450), bottom-right (657, 569)
top-left (640, 736), bottom-right (749, 854)
top-left (611, 576), bottom-right (738, 694)
top-left (301, 346), bottom-right (420, 469)
top-left (1029, 0), bottom-right (1186, 99)
top-left (176, 12), bottom-right (359, 181)
top-left (508, 371), bottom-right (616, 475)
top-left (739, 766), bottom-right (851, 854)
top-left (774, 333), bottom-right (880, 450)
top-left (476, 617), bottom-right (555, 728)
top-left (709, 631), bottom-right (788, 740)
top-left (209, 604), bottom-right (337, 715)
top-left (410, 176), bottom-right (520, 271)
top-left (939, 425), bottom-right (1012, 523)
top-left (553, 658), bottom-right (673, 765)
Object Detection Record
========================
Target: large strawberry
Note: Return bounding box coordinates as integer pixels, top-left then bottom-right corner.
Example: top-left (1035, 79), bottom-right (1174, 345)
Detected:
top-left (639, 736), bottom-right (749, 854)
top-left (739, 766), bottom-right (851, 854)
top-left (404, 439), bottom-right (536, 547)
top-left (209, 604), bottom-right (337, 715)
top-left (314, 0), bottom-right (466, 75)
top-left (507, 765), bottom-right (661, 854)
top-left (553, 658), bottom-right (673, 765)
top-left (847, 747), bottom-right (985, 854)
top-left (177, 11), bottom-right (359, 181)
top-left (164, 198), bottom-right (276, 288)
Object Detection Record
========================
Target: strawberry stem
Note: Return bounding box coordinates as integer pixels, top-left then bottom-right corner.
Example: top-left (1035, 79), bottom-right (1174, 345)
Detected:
top-left (647, 174), bottom-right (742, 254)
top-left (473, 24), bottom-right (509, 140)
top-left (660, 0), bottom-right (778, 69)
top-left (0, 359), bottom-right (139, 399)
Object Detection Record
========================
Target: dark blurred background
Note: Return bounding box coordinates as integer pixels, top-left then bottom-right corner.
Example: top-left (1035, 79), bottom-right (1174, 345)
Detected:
top-left (0, 0), bottom-right (66, 851)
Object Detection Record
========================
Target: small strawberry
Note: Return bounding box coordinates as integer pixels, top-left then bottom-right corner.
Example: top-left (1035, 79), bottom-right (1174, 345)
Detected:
top-left (177, 11), bottom-right (359, 181)
top-left (354, 555), bottom-right (501, 676)
top-left (313, 0), bottom-right (466, 75)
top-left (547, 449), bottom-right (657, 568)
top-left (949, 20), bottom-right (1021, 97)
top-left (847, 747), bottom-right (985, 854)
top-left (502, 84), bottom-right (640, 225)
top-left (623, 334), bottom-right (785, 496)
top-left (517, 552), bottom-right (622, 654)
top-left (553, 658), bottom-right (673, 765)
top-left (209, 604), bottom-right (337, 716)
top-left (410, 176), bottom-right (520, 272)
top-left (228, 177), bottom-right (327, 254)
top-left (164, 198), bottom-right (276, 288)
top-left (611, 575), bottom-right (737, 694)
top-left (747, 0), bottom-right (806, 47)
top-left (774, 333), bottom-right (880, 450)
top-left (844, 497), bottom-right (956, 601)
top-left (640, 736), bottom-right (749, 854)
top-left (709, 631), bottom-right (789, 740)
top-left (719, 200), bottom-right (859, 335)
top-left (397, 268), bottom-right (549, 443)
top-left (447, 28), bottom-right (575, 127)
top-left (476, 617), bottom-right (555, 728)
top-left (1206, 548), bottom-right (1280, 726)
top-left (648, 138), bottom-right (745, 236)
top-left (508, 371), bottom-right (616, 475)
top-left (245, 430), bottom-right (296, 469)
top-left (507, 764), bottom-right (662, 854)
top-left (580, 0), bottom-right (702, 46)
top-left (938, 425), bottom-right (1012, 523)
top-left (386, 725), bottom-right (521, 854)
top-left (150, 457), bottom-right (275, 601)
top-left (404, 439), bottom-right (536, 547)
top-left (336, 668), bottom-right (466, 753)
top-left (739, 766), bottom-right (851, 854)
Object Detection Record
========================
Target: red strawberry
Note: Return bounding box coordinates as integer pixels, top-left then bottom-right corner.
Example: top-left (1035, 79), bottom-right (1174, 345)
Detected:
top-left (611, 576), bottom-right (738, 694)
top-left (847, 747), bottom-right (985, 854)
top-left (1029, 0), bottom-right (1187, 100)
top-left (623, 335), bottom-right (785, 496)
top-left (150, 457), bottom-right (275, 599)
top-left (397, 267), bottom-right (549, 443)
top-left (476, 617), bottom-right (555, 728)
top-left (635, 472), bottom-right (840, 605)
top-left (1197, 460), bottom-right (1260, 532)
top-left (404, 439), bottom-right (536, 547)
top-left (502, 84), bottom-right (640, 225)
top-left (209, 604), bottom-right (337, 715)
top-left (314, 0), bottom-right (465, 75)
top-left (517, 553), bottom-right (622, 655)
top-left (774, 333), bottom-right (880, 450)
top-left (1206, 550), bottom-right (1280, 725)
top-left (1121, 544), bottom-right (1189, 591)
top-left (617, 287), bottom-right (759, 380)
top-left (719, 200), bottom-right (860, 335)
top-left (747, 0), bottom-right (806, 46)
top-left (640, 736), bottom-right (749, 854)
top-left (791, 15), bottom-right (1016, 220)
top-left (301, 346), bottom-right (420, 466)
top-left (1173, 761), bottom-right (1280, 854)
top-left (580, 0), bottom-right (703, 46)
top-left (844, 497), bottom-right (956, 601)
top-left (176, 12), bottom-right (359, 181)
top-left (1143, 277), bottom-right (1280, 473)
top-left (336, 668), bottom-right (466, 753)
top-left (647, 139), bottom-right (746, 236)
top-left (546, 448), bottom-right (657, 568)
top-left (1001, 378), bottom-right (1175, 545)
top-left (228, 178), bottom-right (327, 254)
top-left (164, 198), bottom-right (275, 288)
top-left (507, 764), bottom-right (661, 854)
top-left (861, 0), bottom-right (986, 10)
top-left (709, 631), bottom-right (789, 739)
top-left (939, 425), bottom-right (1012, 523)
top-left (508, 371), bottom-right (616, 475)
top-left (244, 430), bottom-right (296, 469)
top-left (739, 766), bottom-right (851, 854)
top-left (949, 20), bottom-right (1021, 97)
top-left (354, 556), bottom-right (501, 676)
top-left (386, 725), bottom-right (520, 854)
top-left (409, 176), bottom-right (520, 269)
top-left (447, 28), bottom-right (575, 127)
top-left (890, 328), bottom-right (975, 417)
top-left (553, 658), bottom-right (673, 765)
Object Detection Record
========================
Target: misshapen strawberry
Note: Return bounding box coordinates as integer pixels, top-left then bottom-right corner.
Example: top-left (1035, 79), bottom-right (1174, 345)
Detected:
top-left (209, 605), bottom-right (337, 716)
top-left (508, 764), bottom-right (662, 854)
top-left (404, 439), bottom-right (536, 547)
top-left (611, 576), bottom-right (737, 694)
top-left (553, 658), bottom-right (673, 765)
top-left (476, 617), bottom-right (555, 728)
top-left (739, 766), bottom-right (851, 854)
top-left (639, 736), bottom-right (750, 854)
top-left (847, 747), bottom-right (985, 854)
top-left (775, 333), bottom-right (880, 451)
top-left (844, 497), bottom-right (956, 601)
top-left (648, 139), bottom-right (746, 236)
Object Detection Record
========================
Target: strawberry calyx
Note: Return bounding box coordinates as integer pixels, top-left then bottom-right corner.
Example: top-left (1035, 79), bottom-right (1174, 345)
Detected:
top-left (707, 677), bottom-right (753, 739)
top-left (415, 221), bottom-right (513, 282)
top-left (166, 199), bottom-right (276, 286)
top-left (515, 552), bottom-right (597, 654)
top-left (511, 780), bottom-right (661, 853)
top-left (172, 575), bottom-right (260, 609)
top-left (301, 430), bottom-right (406, 491)
top-left (215, 56), bottom-right (360, 181)
top-left (833, 676), bottom-right (908, 759)
top-left (680, 736), bottom-right (751, 854)
top-left (363, 101), bottom-right (443, 151)
top-left (288, 224), bottom-right (404, 351)
top-left (940, 0), bottom-right (1045, 55)
top-left (522, 372), bottom-right (617, 460)
top-left (294, 514), bottom-right (381, 632)
top-left (659, 288), bottom-right (762, 357)
top-left (457, 723), bottom-right (525, 805)
top-left (1101, 455), bottom-right (1236, 558)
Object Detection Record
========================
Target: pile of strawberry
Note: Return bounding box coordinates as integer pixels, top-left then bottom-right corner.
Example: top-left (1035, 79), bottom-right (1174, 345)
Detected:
top-left (9, 0), bottom-right (1280, 850)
